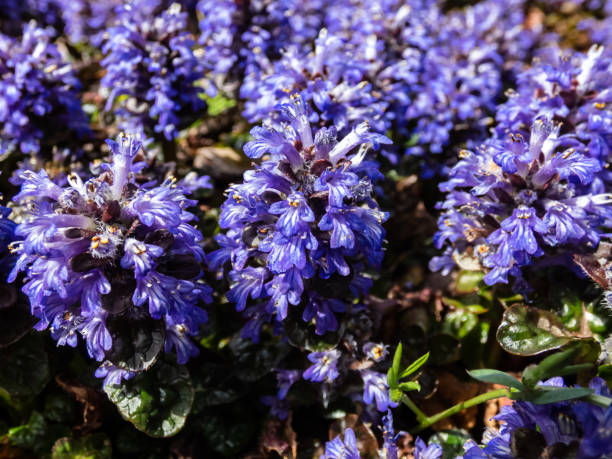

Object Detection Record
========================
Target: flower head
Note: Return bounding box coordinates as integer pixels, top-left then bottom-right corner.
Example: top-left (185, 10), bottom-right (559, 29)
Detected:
top-left (0, 21), bottom-right (90, 156)
top-left (431, 46), bottom-right (612, 290)
top-left (213, 95), bottom-right (389, 339)
top-left (101, 0), bottom-right (206, 140)
top-left (11, 133), bottom-right (211, 383)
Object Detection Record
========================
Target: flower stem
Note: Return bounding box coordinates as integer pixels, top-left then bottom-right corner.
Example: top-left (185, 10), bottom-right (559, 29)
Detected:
top-left (401, 394), bottom-right (428, 423)
top-left (411, 388), bottom-right (510, 433)
top-left (583, 393), bottom-right (612, 408)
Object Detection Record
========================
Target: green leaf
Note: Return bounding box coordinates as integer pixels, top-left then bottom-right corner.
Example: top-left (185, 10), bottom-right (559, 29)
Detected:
top-left (202, 93), bottom-right (237, 116)
top-left (598, 364), bottom-right (612, 386)
top-left (104, 362), bottom-right (194, 438)
top-left (3, 411), bottom-right (70, 455)
top-left (399, 352), bottom-right (429, 379)
top-left (456, 271), bottom-right (484, 294)
top-left (392, 343), bottom-right (402, 380)
top-left (52, 433), bottom-right (112, 459)
top-left (0, 294), bottom-right (35, 349)
top-left (443, 310), bottom-right (478, 340)
top-left (0, 333), bottom-right (49, 397)
top-left (398, 381), bottom-right (421, 392)
top-left (428, 429), bottom-right (471, 459)
top-left (196, 408), bottom-right (258, 456)
top-left (526, 387), bottom-right (593, 405)
top-left (104, 315), bottom-right (165, 373)
top-left (496, 304), bottom-right (575, 356)
top-left (467, 369), bottom-right (525, 391)
top-left (387, 367), bottom-right (397, 390)
top-left (521, 340), bottom-right (599, 387)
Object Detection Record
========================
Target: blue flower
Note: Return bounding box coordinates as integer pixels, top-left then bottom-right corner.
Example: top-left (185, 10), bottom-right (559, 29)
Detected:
top-left (303, 349), bottom-right (341, 383)
top-left (101, 1), bottom-right (206, 140)
top-left (213, 95), bottom-right (389, 339)
top-left (320, 428), bottom-right (360, 459)
top-left (275, 369), bottom-right (301, 400)
top-left (414, 437), bottom-right (443, 459)
top-left (463, 377), bottom-right (612, 459)
top-left (10, 133), bottom-right (211, 384)
top-left (361, 370), bottom-right (398, 412)
top-left (432, 47), bottom-right (612, 291)
top-left (0, 21), bottom-right (90, 157)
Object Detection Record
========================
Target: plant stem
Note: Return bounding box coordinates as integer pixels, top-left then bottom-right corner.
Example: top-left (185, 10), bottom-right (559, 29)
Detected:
top-left (411, 388), bottom-right (510, 433)
top-left (583, 393), bottom-right (612, 408)
top-left (401, 395), bottom-right (428, 423)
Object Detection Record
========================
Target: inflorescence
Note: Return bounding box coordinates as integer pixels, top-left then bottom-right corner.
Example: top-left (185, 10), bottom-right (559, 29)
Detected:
top-left (101, 0), bottom-right (206, 140)
top-left (431, 45), bottom-right (612, 291)
top-left (9, 134), bottom-right (211, 385)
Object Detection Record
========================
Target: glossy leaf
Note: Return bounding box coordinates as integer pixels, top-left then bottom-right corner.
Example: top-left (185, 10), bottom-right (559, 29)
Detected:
top-left (496, 304), bottom-right (575, 356)
top-left (104, 315), bottom-right (165, 373)
top-left (104, 362), bottom-right (194, 438)
top-left (0, 333), bottom-right (49, 397)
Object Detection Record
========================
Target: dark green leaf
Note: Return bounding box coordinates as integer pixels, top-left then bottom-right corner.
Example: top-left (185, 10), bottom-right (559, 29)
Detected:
top-left (0, 333), bottom-right (49, 397)
top-left (104, 362), bottom-right (194, 438)
top-left (52, 433), bottom-right (112, 459)
top-left (526, 387), bottom-right (593, 405)
top-left (284, 316), bottom-right (342, 352)
top-left (0, 294), bottom-right (35, 349)
top-left (496, 304), bottom-right (574, 356)
top-left (197, 410), bottom-right (257, 456)
top-left (467, 369), bottom-right (525, 391)
top-left (104, 314), bottom-right (165, 373)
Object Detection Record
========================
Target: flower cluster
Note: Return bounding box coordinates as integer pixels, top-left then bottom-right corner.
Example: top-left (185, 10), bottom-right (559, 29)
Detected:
top-left (242, 30), bottom-right (388, 135)
top-left (0, 21), bottom-right (90, 157)
top-left (231, 0), bottom-right (547, 167)
top-left (212, 95), bottom-right (389, 341)
top-left (299, 342), bottom-right (395, 412)
top-left (101, 0), bottom-right (206, 140)
top-left (56, 0), bottom-right (122, 45)
top-left (461, 377), bottom-right (612, 459)
top-left (9, 134), bottom-right (211, 385)
top-left (431, 46), bottom-right (612, 290)
top-left (198, 0), bottom-right (326, 90)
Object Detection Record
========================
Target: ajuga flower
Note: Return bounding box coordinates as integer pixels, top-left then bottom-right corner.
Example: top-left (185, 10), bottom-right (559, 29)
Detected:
top-left (431, 45), bottom-right (612, 290)
top-left (0, 21), bottom-right (90, 156)
top-left (10, 134), bottom-right (211, 385)
top-left (212, 94), bottom-right (389, 340)
top-left (242, 30), bottom-right (388, 134)
top-left (101, 0), bottom-right (206, 140)
top-left (197, 0), bottom-right (325, 91)
top-left (321, 428), bottom-right (360, 459)
top-left (461, 377), bottom-right (612, 459)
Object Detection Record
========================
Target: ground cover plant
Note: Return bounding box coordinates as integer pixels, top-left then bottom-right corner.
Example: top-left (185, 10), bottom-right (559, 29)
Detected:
top-left (0, 0), bottom-right (611, 457)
